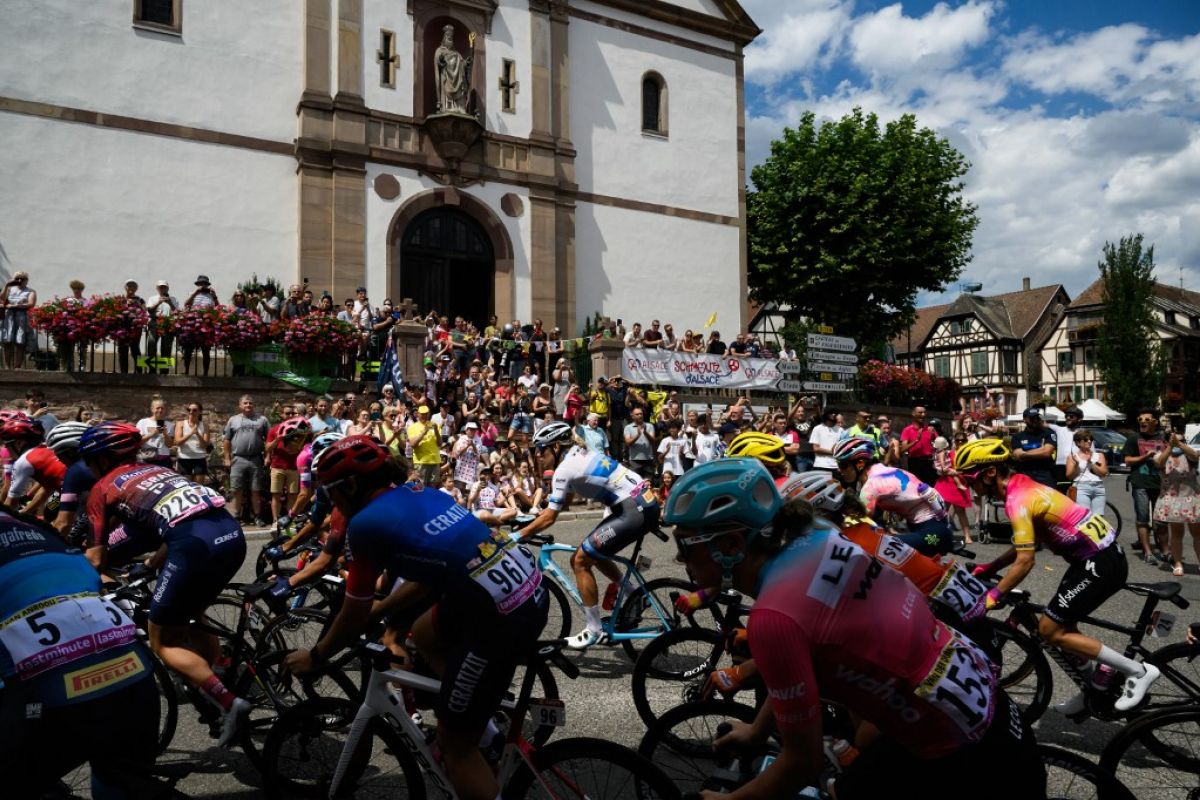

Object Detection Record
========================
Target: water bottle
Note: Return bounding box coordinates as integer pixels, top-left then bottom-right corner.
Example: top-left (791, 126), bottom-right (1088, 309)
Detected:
top-left (1091, 664), bottom-right (1119, 691)
top-left (830, 737), bottom-right (859, 767)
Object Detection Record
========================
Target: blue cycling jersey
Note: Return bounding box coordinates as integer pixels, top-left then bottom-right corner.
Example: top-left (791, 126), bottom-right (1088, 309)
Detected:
top-left (57, 460), bottom-right (96, 514)
top-left (0, 511), bottom-right (149, 706)
top-left (344, 484), bottom-right (541, 614)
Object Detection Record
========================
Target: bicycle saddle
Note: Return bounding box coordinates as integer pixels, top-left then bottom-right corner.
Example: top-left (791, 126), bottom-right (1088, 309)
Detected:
top-left (1125, 581), bottom-right (1182, 600)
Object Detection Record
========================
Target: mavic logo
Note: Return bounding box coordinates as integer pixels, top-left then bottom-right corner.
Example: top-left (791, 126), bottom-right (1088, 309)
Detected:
top-left (768, 682), bottom-right (806, 701)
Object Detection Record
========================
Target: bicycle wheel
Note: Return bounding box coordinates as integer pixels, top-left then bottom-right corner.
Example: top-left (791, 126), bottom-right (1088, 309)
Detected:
top-left (616, 577), bottom-right (697, 662)
top-left (636, 699), bottom-right (757, 796)
top-left (988, 619), bottom-right (1053, 724)
top-left (150, 654), bottom-right (180, 755)
top-left (1105, 502), bottom-right (1122, 539)
top-left (1040, 744), bottom-right (1134, 800)
top-left (632, 626), bottom-right (737, 731)
top-left (1100, 706), bottom-right (1200, 799)
top-left (255, 607), bottom-right (333, 656)
top-left (504, 736), bottom-right (680, 800)
top-left (262, 696), bottom-right (428, 799)
top-left (542, 576), bottom-right (573, 643)
top-left (1144, 641), bottom-right (1200, 710)
top-left (257, 567), bottom-right (339, 613)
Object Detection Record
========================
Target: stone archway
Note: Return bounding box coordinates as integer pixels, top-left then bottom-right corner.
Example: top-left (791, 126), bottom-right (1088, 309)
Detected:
top-left (386, 187), bottom-right (514, 323)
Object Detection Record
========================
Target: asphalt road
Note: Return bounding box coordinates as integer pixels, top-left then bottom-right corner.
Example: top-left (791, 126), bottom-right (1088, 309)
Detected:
top-left (59, 473), bottom-right (1198, 798)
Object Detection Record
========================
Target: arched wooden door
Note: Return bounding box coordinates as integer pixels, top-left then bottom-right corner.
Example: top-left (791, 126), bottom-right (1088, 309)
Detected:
top-left (398, 207), bottom-right (494, 327)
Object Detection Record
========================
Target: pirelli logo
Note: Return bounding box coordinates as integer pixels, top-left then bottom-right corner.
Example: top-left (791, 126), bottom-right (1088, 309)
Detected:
top-left (63, 651), bottom-right (145, 699)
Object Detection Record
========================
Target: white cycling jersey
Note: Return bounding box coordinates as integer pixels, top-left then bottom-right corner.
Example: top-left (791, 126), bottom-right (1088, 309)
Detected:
top-left (547, 446), bottom-right (648, 512)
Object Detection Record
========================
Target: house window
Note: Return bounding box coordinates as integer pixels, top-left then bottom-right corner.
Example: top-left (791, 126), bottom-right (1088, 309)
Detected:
top-left (971, 351), bottom-right (987, 376)
top-left (641, 72), bottom-right (668, 136)
top-left (1075, 386), bottom-right (1083, 402)
top-left (499, 59), bottom-right (519, 113)
top-left (1058, 350), bottom-right (1075, 372)
top-left (1084, 346), bottom-right (1095, 369)
top-left (1002, 350), bottom-right (1017, 374)
top-left (933, 356), bottom-right (950, 377)
top-left (133, 0), bottom-right (181, 35)
top-left (1165, 311), bottom-right (1177, 325)
top-left (1191, 317), bottom-right (1199, 330)
top-left (378, 29), bottom-right (398, 88)
top-left (1062, 385), bottom-right (1073, 401)
top-left (1049, 386), bottom-right (1057, 400)
top-left (1086, 385), bottom-right (1095, 400)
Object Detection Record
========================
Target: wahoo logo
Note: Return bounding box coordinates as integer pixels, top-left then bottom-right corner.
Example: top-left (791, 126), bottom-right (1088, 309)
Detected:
top-left (834, 665), bottom-right (921, 723)
top-left (768, 682), bottom-right (807, 701)
top-left (852, 558), bottom-right (884, 600)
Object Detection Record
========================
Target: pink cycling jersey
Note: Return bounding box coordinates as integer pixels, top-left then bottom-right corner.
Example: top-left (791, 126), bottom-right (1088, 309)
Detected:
top-left (750, 523), bottom-right (996, 759)
top-left (296, 443), bottom-right (315, 489)
top-left (1004, 473), bottom-right (1116, 562)
top-left (858, 463), bottom-right (946, 525)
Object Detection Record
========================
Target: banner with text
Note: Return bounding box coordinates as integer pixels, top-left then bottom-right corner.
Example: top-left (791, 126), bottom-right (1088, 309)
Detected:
top-left (621, 347), bottom-right (785, 389)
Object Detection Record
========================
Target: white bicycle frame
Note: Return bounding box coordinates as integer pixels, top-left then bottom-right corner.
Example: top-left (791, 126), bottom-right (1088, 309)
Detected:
top-left (328, 642), bottom-right (551, 800)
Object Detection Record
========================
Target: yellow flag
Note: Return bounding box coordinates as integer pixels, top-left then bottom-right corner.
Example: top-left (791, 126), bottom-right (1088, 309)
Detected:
top-left (704, 311), bottom-right (718, 328)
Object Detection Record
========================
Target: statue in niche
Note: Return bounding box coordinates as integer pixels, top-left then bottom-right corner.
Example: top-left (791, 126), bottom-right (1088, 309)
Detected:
top-left (434, 24), bottom-right (474, 115)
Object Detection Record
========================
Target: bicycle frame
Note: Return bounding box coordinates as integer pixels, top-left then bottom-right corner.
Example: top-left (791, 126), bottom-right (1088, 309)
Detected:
top-left (532, 536), bottom-right (676, 642)
top-left (329, 642), bottom-right (547, 800)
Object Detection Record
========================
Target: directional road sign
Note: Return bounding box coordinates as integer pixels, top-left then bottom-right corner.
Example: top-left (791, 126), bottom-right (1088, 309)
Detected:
top-left (803, 381), bottom-right (849, 392)
top-left (807, 361), bottom-right (858, 376)
top-left (776, 379), bottom-right (804, 393)
top-left (805, 350), bottom-right (857, 365)
top-left (777, 360), bottom-right (803, 374)
top-left (806, 333), bottom-right (856, 352)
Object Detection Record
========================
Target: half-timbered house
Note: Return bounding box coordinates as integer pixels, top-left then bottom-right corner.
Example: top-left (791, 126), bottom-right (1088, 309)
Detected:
top-left (894, 280), bottom-right (1069, 415)
top-left (1039, 279), bottom-right (1200, 408)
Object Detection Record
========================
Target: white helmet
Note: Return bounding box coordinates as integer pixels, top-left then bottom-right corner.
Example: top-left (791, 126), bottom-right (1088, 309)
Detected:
top-left (46, 421), bottom-right (90, 457)
top-left (532, 421), bottom-right (573, 447)
top-left (778, 471), bottom-right (846, 512)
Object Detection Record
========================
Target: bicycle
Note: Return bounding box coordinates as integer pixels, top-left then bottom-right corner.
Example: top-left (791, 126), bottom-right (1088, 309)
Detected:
top-left (983, 579), bottom-right (1197, 724)
top-left (516, 528), bottom-right (706, 660)
top-left (1099, 704), bottom-right (1200, 798)
top-left (261, 638), bottom-right (680, 799)
top-left (977, 495), bottom-right (1123, 544)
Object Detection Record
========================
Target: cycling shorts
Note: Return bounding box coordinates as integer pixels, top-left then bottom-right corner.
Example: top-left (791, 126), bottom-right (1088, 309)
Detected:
top-left (1, 667), bottom-right (159, 799)
top-left (834, 690), bottom-right (1044, 800)
top-left (580, 495), bottom-right (660, 561)
top-left (433, 584), bottom-right (548, 732)
top-left (895, 517), bottom-right (953, 557)
top-left (1043, 543), bottom-right (1127, 626)
top-left (105, 524), bottom-right (160, 568)
top-left (149, 514), bottom-right (247, 626)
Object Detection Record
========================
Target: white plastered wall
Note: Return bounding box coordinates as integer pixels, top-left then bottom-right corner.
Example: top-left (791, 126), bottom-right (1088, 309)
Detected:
top-left (362, 0), bottom-right (415, 116)
top-left (575, 201), bottom-right (742, 335)
top-left (363, 165), bottom-right (532, 320)
top-left (0, 113), bottom-right (297, 296)
top-left (0, 0), bottom-right (303, 143)
top-left (569, 3), bottom-right (740, 217)
top-left (484, 0), bottom-right (533, 138)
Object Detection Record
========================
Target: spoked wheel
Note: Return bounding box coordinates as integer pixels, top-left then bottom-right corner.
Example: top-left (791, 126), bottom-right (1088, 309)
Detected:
top-left (503, 736), bottom-right (680, 800)
top-left (636, 699), bottom-right (757, 797)
top-left (1100, 706), bottom-right (1200, 799)
top-left (1040, 744), bottom-right (1134, 800)
top-left (541, 577), bottom-right (573, 643)
top-left (261, 696), bottom-right (427, 799)
top-left (987, 618), bottom-right (1052, 724)
top-left (616, 577), bottom-right (717, 663)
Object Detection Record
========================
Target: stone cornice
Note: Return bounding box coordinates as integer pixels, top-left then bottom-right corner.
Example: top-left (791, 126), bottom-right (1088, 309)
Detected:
top-left (588, 0), bottom-right (760, 45)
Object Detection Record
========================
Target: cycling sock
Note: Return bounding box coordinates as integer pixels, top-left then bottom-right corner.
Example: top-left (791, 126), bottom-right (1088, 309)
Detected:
top-left (1096, 645), bottom-right (1145, 678)
top-left (584, 604), bottom-right (602, 632)
top-left (200, 674), bottom-right (236, 711)
top-left (478, 717), bottom-right (502, 748)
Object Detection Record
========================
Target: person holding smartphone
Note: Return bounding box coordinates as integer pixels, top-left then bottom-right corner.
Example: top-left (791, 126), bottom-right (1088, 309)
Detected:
top-left (136, 396), bottom-right (175, 467)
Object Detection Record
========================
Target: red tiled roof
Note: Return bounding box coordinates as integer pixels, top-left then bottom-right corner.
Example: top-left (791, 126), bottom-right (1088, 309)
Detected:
top-left (892, 303), bottom-right (950, 354)
top-left (895, 284), bottom-right (1067, 353)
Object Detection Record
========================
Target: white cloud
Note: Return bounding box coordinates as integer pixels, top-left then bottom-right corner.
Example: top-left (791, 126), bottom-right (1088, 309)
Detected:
top-left (742, 0), bottom-right (853, 84)
top-left (849, 1), bottom-right (997, 75)
top-left (743, 3), bottom-right (1200, 301)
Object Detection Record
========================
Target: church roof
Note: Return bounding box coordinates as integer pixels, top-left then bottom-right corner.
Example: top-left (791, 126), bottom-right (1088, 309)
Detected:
top-left (594, 0), bottom-right (761, 44)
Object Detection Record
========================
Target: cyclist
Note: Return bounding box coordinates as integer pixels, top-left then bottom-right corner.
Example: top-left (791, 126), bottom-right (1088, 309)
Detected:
top-left (266, 415), bottom-right (311, 526)
top-left (280, 430), bottom-right (343, 526)
top-left (515, 420), bottom-right (659, 648)
top-left (80, 421), bottom-right (251, 745)
top-left (1, 418), bottom-right (65, 516)
top-left (285, 436), bottom-right (547, 800)
top-left (665, 459), bottom-right (1045, 800)
top-left (0, 409), bottom-right (30, 501)
top-left (0, 506), bottom-right (158, 799)
top-left (834, 435), bottom-right (954, 555)
top-left (43, 421), bottom-right (90, 536)
top-left (725, 430), bottom-right (793, 486)
top-left (955, 438), bottom-right (1159, 713)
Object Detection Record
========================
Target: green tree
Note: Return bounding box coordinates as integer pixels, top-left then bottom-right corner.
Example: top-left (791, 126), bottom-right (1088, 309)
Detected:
top-left (1094, 234), bottom-right (1168, 417)
top-left (748, 108), bottom-right (978, 347)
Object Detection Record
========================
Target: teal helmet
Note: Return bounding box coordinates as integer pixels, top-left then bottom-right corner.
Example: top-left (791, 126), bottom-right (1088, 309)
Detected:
top-left (664, 457), bottom-right (781, 533)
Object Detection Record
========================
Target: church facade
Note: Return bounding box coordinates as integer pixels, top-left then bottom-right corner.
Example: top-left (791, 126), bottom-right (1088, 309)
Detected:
top-left (0, 0), bottom-right (758, 334)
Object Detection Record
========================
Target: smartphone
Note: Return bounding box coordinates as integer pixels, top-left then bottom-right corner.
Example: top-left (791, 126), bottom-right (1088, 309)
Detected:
top-left (393, 311), bottom-right (402, 320)
top-left (370, 412), bottom-right (382, 421)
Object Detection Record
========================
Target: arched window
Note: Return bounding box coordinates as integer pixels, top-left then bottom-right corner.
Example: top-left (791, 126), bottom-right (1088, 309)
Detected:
top-left (641, 72), bottom-right (668, 136)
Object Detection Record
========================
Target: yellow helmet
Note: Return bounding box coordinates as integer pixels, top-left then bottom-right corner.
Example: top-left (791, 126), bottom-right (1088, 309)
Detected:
top-left (727, 431), bottom-right (787, 465)
top-left (953, 438), bottom-right (1010, 475)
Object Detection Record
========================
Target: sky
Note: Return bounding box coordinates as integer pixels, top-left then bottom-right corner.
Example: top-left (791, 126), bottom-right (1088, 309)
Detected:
top-left (738, 0), bottom-right (1200, 305)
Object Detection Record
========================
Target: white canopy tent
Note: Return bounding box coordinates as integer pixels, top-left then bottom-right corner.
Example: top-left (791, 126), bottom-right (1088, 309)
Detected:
top-left (1005, 405), bottom-right (1066, 425)
top-left (1078, 398), bottom-right (1124, 422)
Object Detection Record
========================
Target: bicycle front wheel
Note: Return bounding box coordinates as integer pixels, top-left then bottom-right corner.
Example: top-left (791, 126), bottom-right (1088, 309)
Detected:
top-left (1105, 502), bottom-right (1123, 539)
top-left (1040, 744), bottom-right (1134, 800)
top-left (615, 577), bottom-right (696, 662)
top-left (541, 576), bottom-right (573, 642)
top-left (503, 736), bottom-right (680, 800)
top-left (631, 626), bottom-right (724, 731)
top-left (636, 699), bottom-right (757, 795)
top-left (987, 618), bottom-right (1053, 724)
top-left (1099, 706), bottom-right (1200, 798)
top-left (262, 696), bottom-right (427, 800)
